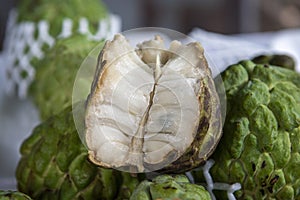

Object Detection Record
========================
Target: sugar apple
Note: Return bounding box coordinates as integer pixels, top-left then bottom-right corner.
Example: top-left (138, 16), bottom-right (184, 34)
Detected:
top-left (130, 174), bottom-right (211, 200)
top-left (16, 104), bottom-right (140, 199)
top-left (252, 54), bottom-right (295, 71)
top-left (84, 34), bottom-right (222, 173)
top-left (29, 34), bottom-right (102, 119)
top-left (3, 0), bottom-right (111, 98)
top-left (193, 59), bottom-right (300, 199)
top-left (0, 191), bottom-right (32, 200)
top-left (17, 0), bottom-right (107, 36)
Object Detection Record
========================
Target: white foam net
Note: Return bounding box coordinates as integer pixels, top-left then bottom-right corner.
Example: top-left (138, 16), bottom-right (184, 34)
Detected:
top-left (187, 159), bottom-right (241, 200)
top-left (2, 9), bottom-right (121, 98)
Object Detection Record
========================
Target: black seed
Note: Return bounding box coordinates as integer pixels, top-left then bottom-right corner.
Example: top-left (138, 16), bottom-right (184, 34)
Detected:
top-left (270, 175), bottom-right (279, 185)
top-left (252, 163), bottom-right (256, 172)
top-left (163, 186), bottom-right (176, 190)
top-left (261, 160), bottom-right (266, 169)
top-left (267, 186), bottom-right (273, 193)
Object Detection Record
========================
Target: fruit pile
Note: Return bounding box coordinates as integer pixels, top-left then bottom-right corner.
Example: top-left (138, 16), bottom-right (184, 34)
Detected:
top-left (4, 31), bottom-right (300, 200)
top-left (194, 56), bottom-right (300, 199)
top-left (2, 6), bottom-right (300, 197)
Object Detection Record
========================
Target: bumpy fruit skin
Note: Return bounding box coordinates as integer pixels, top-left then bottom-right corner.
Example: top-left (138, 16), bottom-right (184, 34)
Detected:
top-left (0, 191), bottom-right (32, 200)
top-left (17, 0), bottom-right (107, 36)
top-left (194, 60), bottom-right (300, 199)
top-left (130, 175), bottom-right (211, 200)
top-left (16, 105), bottom-right (139, 200)
top-left (29, 35), bottom-right (102, 119)
top-left (252, 54), bottom-right (295, 71)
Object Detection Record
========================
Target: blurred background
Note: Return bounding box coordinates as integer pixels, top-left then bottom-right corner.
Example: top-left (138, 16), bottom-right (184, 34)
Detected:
top-left (1, 0), bottom-right (300, 51)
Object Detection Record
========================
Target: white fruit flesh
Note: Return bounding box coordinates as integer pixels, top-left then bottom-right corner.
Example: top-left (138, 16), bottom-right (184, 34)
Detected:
top-left (85, 34), bottom-right (208, 172)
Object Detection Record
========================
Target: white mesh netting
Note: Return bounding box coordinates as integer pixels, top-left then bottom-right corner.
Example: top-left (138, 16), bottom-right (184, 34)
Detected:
top-left (187, 159), bottom-right (241, 200)
top-left (2, 9), bottom-right (121, 98)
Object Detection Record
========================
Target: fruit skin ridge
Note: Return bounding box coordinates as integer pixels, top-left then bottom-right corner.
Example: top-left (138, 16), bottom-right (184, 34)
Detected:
top-left (0, 190), bottom-right (32, 200)
top-left (16, 104), bottom-right (139, 200)
top-left (130, 174), bottom-right (212, 200)
top-left (194, 60), bottom-right (300, 199)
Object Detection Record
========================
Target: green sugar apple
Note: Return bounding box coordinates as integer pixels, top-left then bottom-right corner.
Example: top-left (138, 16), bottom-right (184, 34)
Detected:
top-left (0, 191), bottom-right (32, 200)
top-left (193, 59), bottom-right (300, 199)
top-left (252, 54), bottom-right (295, 71)
top-left (17, 0), bottom-right (107, 36)
top-left (29, 34), bottom-right (102, 119)
top-left (130, 174), bottom-right (211, 200)
top-left (16, 104), bottom-right (140, 200)
top-left (4, 0), bottom-right (112, 99)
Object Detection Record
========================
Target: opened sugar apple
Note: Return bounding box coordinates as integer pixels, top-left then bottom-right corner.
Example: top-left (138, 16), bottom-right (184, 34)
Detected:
top-left (16, 104), bottom-right (140, 199)
top-left (29, 34), bottom-right (102, 119)
top-left (84, 34), bottom-right (222, 173)
top-left (193, 59), bottom-right (300, 199)
top-left (0, 191), bottom-right (32, 200)
top-left (130, 174), bottom-right (211, 200)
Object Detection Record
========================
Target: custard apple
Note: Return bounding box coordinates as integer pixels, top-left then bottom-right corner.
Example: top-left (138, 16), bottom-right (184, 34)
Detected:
top-left (252, 54), bottom-right (295, 71)
top-left (0, 191), bottom-right (32, 200)
top-left (16, 104), bottom-right (139, 199)
top-left (193, 59), bottom-right (300, 199)
top-left (130, 174), bottom-right (211, 200)
top-left (84, 34), bottom-right (222, 173)
top-left (17, 0), bottom-right (107, 36)
top-left (4, 0), bottom-right (110, 98)
top-left (29, 34), bottom-right (102, 119)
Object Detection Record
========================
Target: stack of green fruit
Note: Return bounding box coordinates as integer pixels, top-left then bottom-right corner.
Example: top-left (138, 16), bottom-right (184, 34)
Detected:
top-left (14, 103), bottom-right (212, 200)
top-left (4, 0), bottom-right (111, 102)
top-left (193, 55), bottom-right (300, 199)
top-left (16, 105), bottom-right (140, 200)
top-left (17, 0), bottom-right (107, 37)
top-left (22, 0), bottom-right (109, 119)
top-left (6, 50), bottom-right (300, 200)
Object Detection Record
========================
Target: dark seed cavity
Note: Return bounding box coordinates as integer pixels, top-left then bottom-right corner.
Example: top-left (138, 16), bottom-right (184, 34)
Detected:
top-left (261, 160), bottom-right (266, 169)
top-left (270, 175), bottom-right (279, 185)
top-left (267, 186), bottom-right (273, 193)
top-left (252, 163), bottom-right (256, 172)
top-left (163, 186), bottom-right (176, 190)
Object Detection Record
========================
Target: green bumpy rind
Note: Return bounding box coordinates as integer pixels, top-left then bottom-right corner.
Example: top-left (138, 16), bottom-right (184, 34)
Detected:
top-left (194, 60), bottom-right (300, 199)
top-left (17, 0), bottom-right (107, 36)
top-left (29, 35), bottom-right (102, 119)
top-left (252, 54), bottom-right (295, 71)
top-left (130, 175), bottom-right (211, 200)
top-left (16, 105), bottom-right (139, 200)
top-left (0, 191), bottom-right (32, 200)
